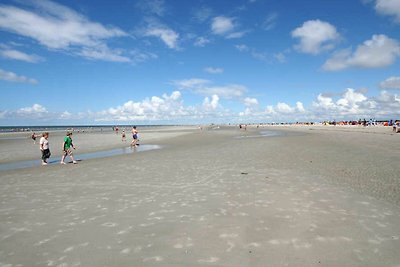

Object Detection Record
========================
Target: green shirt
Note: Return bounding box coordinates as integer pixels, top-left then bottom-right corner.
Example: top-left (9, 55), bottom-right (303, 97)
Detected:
top-left (64, 136), bottom-right (73, 149)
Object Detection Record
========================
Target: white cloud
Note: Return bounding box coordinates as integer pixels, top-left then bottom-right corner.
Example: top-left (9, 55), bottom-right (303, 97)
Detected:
top-left (60, 111), bottom-right (72, 119)
top-left (211, 16), bottom-right (235, 35)
top-left (0, 47), bottom-right (43, 63)
top-left (144, 26), bottom-right (179, 49)
top-left (226, 31), bottom-right (247, 39)
top-left (194, 37), bottom-right (211, 47)
top-left (204, 67), bottom-right (224, 74)
top-left (239, 88), bottom-right (400, 121)
top-left (203, 95), bottom-right (219, 110)
top-left (173, 78), bottom-right (211, 89)
top-left (276, 102), bottom-right (295, 114)
top-left (210, 16), bottom-right (245, 39)
top-left (244, 97), bottom-right (258, 106)
top-left (323, 34), bottom-right (400, 71)
top-left (17, 104), bottom-right (47, 114)
top-left (379, 76), bottom-right (400, 89)
top-left (313, 94), bottom-right (335, 110)
top-left (173, 78), bottom-right (247, 99)
top-left (312, 88), bottom-right (376, 117)
top-left (96, 91), bottom-right (186, 121)
top-left (129, 49), bottom-right (158, 64)
top-left (3, 89), bottom-right (400, 124)
top-left (375, 0), bottom-right (400, 22)
top-left (92, 91), bottom-right (228, 122)
top-left (296, 101), bottom-right (305, 112)
top-left (292, 20), bottom-right (340, 54)
top-left (0, 68), bottom-right (37, 84)
top-left (79, 45), bottom-right (131, 63)
top-left (0, 0), bottom-right (129, 62)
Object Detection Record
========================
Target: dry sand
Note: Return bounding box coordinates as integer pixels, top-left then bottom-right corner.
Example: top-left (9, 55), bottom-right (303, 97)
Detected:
top-left (0, 125), bottom-right (399, 266)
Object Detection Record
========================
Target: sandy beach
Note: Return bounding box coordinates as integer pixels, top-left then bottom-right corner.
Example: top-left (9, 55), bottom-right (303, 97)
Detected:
top-left (0, 125), bottom-right (400, 266)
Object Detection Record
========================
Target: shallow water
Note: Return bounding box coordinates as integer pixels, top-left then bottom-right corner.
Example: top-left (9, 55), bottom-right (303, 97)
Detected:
top-left (235, 130), bottom-right (285, 139)
top-left (0, 144), bottom-right (161, 171)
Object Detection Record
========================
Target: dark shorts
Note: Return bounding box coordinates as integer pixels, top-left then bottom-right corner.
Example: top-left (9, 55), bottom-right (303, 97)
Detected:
top-left (41, 149), bottom-right (51, 161)
top-left (133, 134), bottom-right (138, 139)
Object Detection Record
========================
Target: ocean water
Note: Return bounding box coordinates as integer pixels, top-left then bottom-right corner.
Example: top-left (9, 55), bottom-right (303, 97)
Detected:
top-left (0, 125), bottom-right (175, 133)
top-left (235, 130), bottom-right (285, 139)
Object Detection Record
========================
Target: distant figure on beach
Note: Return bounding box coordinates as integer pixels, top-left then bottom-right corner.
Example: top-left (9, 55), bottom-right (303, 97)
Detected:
top-left (394, 122), bottom-right (399, 133)
top-left (60, 131), bottom-right (77, 164)
top-left (115, 126), bottom-right (119, 134)
top-left (39, 132), bottom-right (51, 165)
top-left (131, 126), bottom-right (139, 147)
top-left (31, 132), bottom-right (37, 144)
top-left (122, 130), bottom-right (126, 142)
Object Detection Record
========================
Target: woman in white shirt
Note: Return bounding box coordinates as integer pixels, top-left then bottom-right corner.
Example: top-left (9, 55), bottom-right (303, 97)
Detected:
top-left (39, 132), bottom-right (51, 165)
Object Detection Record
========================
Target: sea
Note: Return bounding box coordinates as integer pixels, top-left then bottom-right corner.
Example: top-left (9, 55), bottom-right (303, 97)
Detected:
top-left (0, 125), bottom-right (176, 133)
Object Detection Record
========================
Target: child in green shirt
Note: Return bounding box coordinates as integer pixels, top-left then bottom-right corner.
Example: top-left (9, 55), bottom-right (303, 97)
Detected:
top-left (60, 131), bottom-right (77, 164)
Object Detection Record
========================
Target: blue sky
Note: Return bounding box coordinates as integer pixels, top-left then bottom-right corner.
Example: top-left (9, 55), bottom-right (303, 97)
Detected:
top-left (0, 0), bottom-right (400, 125)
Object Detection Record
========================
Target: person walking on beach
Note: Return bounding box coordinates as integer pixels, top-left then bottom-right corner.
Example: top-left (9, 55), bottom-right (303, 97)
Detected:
top-left (60, 131), bottom-right (77, 164)
top-left (39, 132), bottom-right (51, 165)
top-left (122, 129), bottom-right (126, 142)
top-left (31, 132), bottom-right (37, 144)
top-left (131, 126), bottom-right (139, 147)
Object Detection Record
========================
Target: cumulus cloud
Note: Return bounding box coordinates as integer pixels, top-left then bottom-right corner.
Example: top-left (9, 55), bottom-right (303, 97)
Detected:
top-left (0, 68), bottom-right (37, 84)
top-left (18, 104), bottom-right (47, 114)
top-left (211, 16), bottom-right (245, 39)
top-left (379, 76), bottom-right (400, 89)
top-left (203, 95), bottom-right (219, 110)
top-left (211, 16), bottom-right (235, 35)
top-left (312, 88), bottom-right (378, 118)
top-left (296, 101), bottom-right (305, 112)
top-left (204, 67), bottom-right (224, 74)
top-left (375, 0), bottom-right (400, 22)
top-left (0, 0), bottom-right (130, 62)
top-left (292, 20), bottom-right (340, 54)
top-left (95, 91), bottom-right (186, 121)
top-left (3, 89), bottom-right (400, 124)
top-left (323, 34), bottom-right (400, 71)
top-left (239, 88), bottom-right (400, 121)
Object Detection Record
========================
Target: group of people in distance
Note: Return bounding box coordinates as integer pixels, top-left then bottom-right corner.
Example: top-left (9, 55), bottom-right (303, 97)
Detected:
top-left (36, 126), bottom-right (139, 166)
top-left (39, 131), bottom-right (77, 166)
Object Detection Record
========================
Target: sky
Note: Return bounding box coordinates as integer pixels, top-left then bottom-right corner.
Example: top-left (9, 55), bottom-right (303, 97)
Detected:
top-left (0, 0), bottom-right (400, 125)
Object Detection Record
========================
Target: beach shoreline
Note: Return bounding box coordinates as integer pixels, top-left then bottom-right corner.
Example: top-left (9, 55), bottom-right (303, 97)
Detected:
top-left (1, 125), bottom-right (399, 266)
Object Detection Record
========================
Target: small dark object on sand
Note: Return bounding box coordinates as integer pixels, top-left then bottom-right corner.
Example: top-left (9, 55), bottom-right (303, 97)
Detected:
top-left (241, 172), bottom-right (248, 175)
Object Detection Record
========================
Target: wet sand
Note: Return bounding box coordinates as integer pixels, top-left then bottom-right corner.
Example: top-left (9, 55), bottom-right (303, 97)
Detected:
top-left (0, 125), bottom-right (400, 266)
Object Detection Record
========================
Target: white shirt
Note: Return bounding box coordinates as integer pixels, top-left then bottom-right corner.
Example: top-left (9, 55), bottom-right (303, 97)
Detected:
top-left (39, 137), bottom-right (49, 150)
